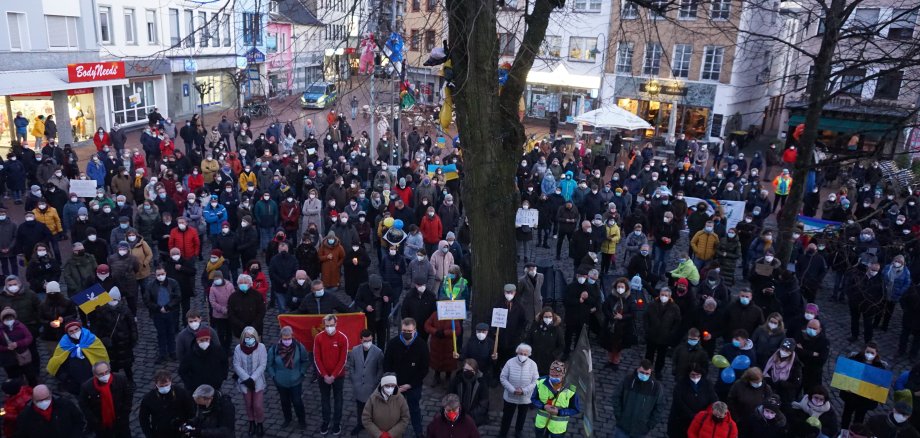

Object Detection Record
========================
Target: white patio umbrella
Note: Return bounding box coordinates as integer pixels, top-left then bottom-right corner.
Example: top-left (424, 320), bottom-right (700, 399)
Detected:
top-left (573, 105), bottom-right (652, 131)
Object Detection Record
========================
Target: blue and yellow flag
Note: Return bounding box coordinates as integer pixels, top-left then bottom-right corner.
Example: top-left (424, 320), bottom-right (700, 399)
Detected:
top-left (71, 284), bottom-right (112, 314)
top-left (427, 163), bottom-right (459, 181)
top-left (830, 356), bottom-right (892, 403)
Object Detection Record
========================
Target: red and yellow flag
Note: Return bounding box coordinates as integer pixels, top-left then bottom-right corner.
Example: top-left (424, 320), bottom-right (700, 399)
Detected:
top-left (277, 313), bottom-right (368, 352)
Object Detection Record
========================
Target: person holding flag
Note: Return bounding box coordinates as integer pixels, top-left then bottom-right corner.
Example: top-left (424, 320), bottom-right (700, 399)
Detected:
top-left (46, 320), bottom-right (109, 395)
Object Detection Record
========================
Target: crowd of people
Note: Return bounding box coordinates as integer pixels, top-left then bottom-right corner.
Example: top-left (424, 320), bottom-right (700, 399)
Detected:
top-left (0, 104), bottom-right (916, 438)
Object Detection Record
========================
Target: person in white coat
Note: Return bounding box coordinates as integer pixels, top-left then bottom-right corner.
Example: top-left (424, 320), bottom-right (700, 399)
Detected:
top-left (347, 329), bottom-right (385, 435)
top-left (301, 188), bottom-right (324, 236)
top-left (499, 343), bottom-right (540, 438)
top-left (233, 326), bottom-right (268, 437)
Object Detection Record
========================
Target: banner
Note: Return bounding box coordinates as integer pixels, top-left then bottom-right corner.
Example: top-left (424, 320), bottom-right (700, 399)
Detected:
top-left (797, 215), bottom-right (842, 233)
top-left (830, 356), bottom-right (892, 403)
top-left (278, 313), bottom-right (367, 352)
top-left (569, 326), bottom-right (596, 436)
top-left (70, 180), bottom-right (99, 198)
top-left (684, 197), bottom-right (747, 230)
top-left (427, 163), bottom-right (459, 181)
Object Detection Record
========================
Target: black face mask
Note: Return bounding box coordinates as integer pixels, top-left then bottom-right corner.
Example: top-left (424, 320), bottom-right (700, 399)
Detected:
top-left (463, 370), bottom-right (475, 379)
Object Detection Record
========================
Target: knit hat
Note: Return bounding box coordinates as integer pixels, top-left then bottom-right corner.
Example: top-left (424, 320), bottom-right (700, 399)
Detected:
top-left (64, 320), bottom-right (82, 332)
top-left (503, 284), bottom-right (516, 292)
top-left (97, 264), bottom-right (110, 274)
top-left (676, 277), bottom-right (689, 288)
top-left (368, 274), bottom-right (382, 289)
top-left (330, 210), bottom-right (338, 218)
top-left (805, 303), bottom-right (819, 315)
top-left (763, 396), bottom-right (781, 412)
top-left (412, 273), bottom-right (428, 286)
top-left (72, 242), bottom-right (84, 251)
top-left (117, 241), bottom-right (129, 249)
top-left (45, 281), bottom-right (61, 294)
top-left (1, 379), bottom-right (22, 396)
top-left (446, 231), bottom-right (456, 240)
top-left (380, 374), bottom-right (397, 386)
top-left (221, 221), bottom-right (230, 227)
top-left (326, 230), bottom-right (336, 239)
top-left (195, 328), bottom-right (211, 339)
top-left (210, 249), bottom-right (222, 257)
top-left (0, 308), bottom-right (16, 320)
top-left (78, 207), bottom-right (88, 215)
top-left (593, 214), bottom-right (603, 222)
top-left (475, 323), bottom-right (489, 331)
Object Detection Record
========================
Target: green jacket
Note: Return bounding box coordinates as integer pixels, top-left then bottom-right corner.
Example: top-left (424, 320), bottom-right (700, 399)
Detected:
top-left (266, 340), bottom-right (310, 388)
top-left (62, 253), bottom-right (98, 295)
top-left (612, 374), bottom-right (663, 436)
top-left (670, 259), bottom-right (700, 285)
top-left (0, 288), bottom-right (42, 326)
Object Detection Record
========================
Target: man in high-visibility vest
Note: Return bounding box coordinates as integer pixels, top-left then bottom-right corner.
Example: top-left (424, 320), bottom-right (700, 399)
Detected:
top-left (531, 360), bottom-right (581, 437)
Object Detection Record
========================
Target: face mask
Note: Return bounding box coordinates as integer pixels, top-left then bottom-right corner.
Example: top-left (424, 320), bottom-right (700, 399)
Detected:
top-left (178, 224), bottom-right (187, 231)
top-left (865, 352), bottom-right (876, 361)
top-left (637, 372), bottom-right (650, 382)
top-left (779, 350), bottom-right (791, 358)
top-left (634, 230), bottom-right (642, 236)
top-left (732, 340), bottom-right (742, 348)
top-left (548, 376), bottom-right (562, 384)
top-left (35, 400), bottom-right (51, 410)
top-left (383, 387), bottom-right (395, 396)
top-left (688, 339), bottom-right (699, 346)
top-left (751, 381), bottom-right (763, 388)
top-left (315, 289), bottom-right (325, 297)
top-left (3, 320), bottom-right (14, 329)
top-left (740, 297), bottom-right (751, 306)
top-left (517, 354), bottom-right (528, 363)
top-left (804, 313), bottom-right (815, 321)
top-left (764, 256), bottom-right (774, 263)
top-left (704, 226), bottom-right (713, 233)
top-left (118, 250), bottom-right (128, 256)
top-left (198, 341), bottom-right (210, 350)
top-left (214, 279), bottom-right (224, 286)
top-left (128, 236), bottom-right (137, 242)
top-left (70, 329), bottom-right (82, 339)
top-left (660, 296), bottom-right (670, 303)
top-left (325, 326), bottom-right (336, 336)
top-left (768, 322), bottom-right (778, 330)
top-left (157, 385), bottom-right (171, 394)
top-left (806, 328), bottom-right (818, 337)
top-left (640, 250), bottom-right (649, 256)
top-left (36, 250), bottom-right (47, 257)
top-left (239, 284), bottom-right (250, 292)
top-left (894, 413), bottom-right (910, 424)
top-left (97, 372), bottom-right (111, 383)
top-left (156, 275), bottom-right (167, 282)
top-left (328, 239), bottom-right (336, 245)
top-left (402, 331), bottom-right (415, 341)
top-left (416, 286), bottom-right (426, 293)
top-left (577, 277), bottom-right (586, 284)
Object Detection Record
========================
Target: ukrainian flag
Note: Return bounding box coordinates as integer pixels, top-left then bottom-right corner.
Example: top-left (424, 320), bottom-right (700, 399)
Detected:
top-left (427, 163), bottom-right (459, 181)
top-left (830, 356), bottom-right (893, 403)
top-left (71, 284), bottom-right (112, 314)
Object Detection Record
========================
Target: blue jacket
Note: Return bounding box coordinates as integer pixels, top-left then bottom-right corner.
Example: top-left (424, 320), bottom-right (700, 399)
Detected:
top-left (531, 377), bottom-right (581, 417)
top-left (86, 160), bottom-right (106, 187)
top-left (13, 116), bottom-right (28, 135)
top-left (540, 173), bottom-right (557, 195)
top-left (61, 200), bottom-right (85, 231)
top-left (882, 264), bottom-right (911, 302)
top-left (266, 340), bottom-right (309, 388)
top-left (202, 204), bottom-right (228, 235)
top-left (559, 171), bottom-right (576, 202)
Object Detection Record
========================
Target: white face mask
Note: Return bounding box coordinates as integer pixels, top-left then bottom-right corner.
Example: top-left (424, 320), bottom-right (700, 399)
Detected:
top-left (779, 350), bottom-right (791, 358)
top-left (865, 352), bottom-right (876, 361)
top-left (764, 256), bottom-right (774, 263)
top-left (156, 275), bottom-right (167, 282)
top-left (383, 387), bottom-right (395, 396)
top-left (325, 326), bottom-right (336, 335)
top-left (35, 400), bottom-right (52, 410)
top-left (476, 332), bottom-right (487, 341)
top-left (157, 385), bottom-right (171, 394)
top-left (660, 296), bottom-right (670, 303)
top-left (98, 372), bottom-right (111, 383)
top-left (804, 313), bottom-right (815, 321)
top-left (36, 250), bottom-right (47, 257)
top-left (188, 321), bottom-right (201, 331)
top-left (690, 376), bottom-right (702, 384)
top-left (214, 279), bottom-right (224, 286)
top-left (517, 354), bottom-right (528, 363)
top-left (198, 341), bottom-right (210, 350)
top-left (894, 413), bottom-right (910, 424)
top-left (768, 322), bottom-right (778, 330)
top-left (362, 341), bottom-right (373, 350)
top-left (543, 317), bottom-right (553, 326)
top-left (505, 293), bottom-right (515, 301)
top-left (297, 279), bottom-right (306, 286)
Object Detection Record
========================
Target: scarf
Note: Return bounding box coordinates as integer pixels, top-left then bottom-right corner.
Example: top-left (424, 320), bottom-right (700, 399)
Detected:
top-left (134, 176), bottom-right (143, 188)
top-left (792, 395), bottom-right (831, 417)
top-left (33, 402), bottom-right (53, 421)
top-left (240, 341), bottom-right (258, 355)
top-left (59, 329), bottom-right (98, 359)
top-left (93, 375), bottom-right (116, 429)
top-left (763, 352), bottom-right (795, 381)
top-left (278, 340), bottom-right (296, 369)
top-left (206, 258), bottom-right (225, 280)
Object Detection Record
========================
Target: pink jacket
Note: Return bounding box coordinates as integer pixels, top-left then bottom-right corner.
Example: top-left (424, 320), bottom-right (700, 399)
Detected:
top-left (208, 282), bottom-right (236, 319)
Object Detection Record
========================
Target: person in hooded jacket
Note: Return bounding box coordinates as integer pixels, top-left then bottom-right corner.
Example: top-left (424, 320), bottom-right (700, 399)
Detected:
top-left (178, 330), bottom-right (228, 394)
top-left (866, 402), bottom-right (920, 438)
top-left (744, 396), bottom-right (787, 438)
top-left (671, 366), bottom-right (720, 438)
top-left (61, 242), bottom-right (96, 295)
top-left (687, 401), bottom-right (738, 438)
top-left (762, 338), bottom-right (803, 408)
top-left (87, 289), bottom-right (137, 386)
top-left (38, 282), bottom-right (77, 342)
top-left (362, 374), bottom-right (410, 438)
top-left (526, 308), bottom-right (565, 376)
top-left (788, 385), bottom-right (840, 438)
top-left (448, 359), bottom-right (490, 426)
top-left (728, 367), bottom-right (774, 432)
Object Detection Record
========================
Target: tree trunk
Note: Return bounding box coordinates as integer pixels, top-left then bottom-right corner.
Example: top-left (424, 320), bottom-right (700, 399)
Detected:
top-left (775, 0), bottom-right (845, 263)
top-left (447, 0), bottom-right (559, 323)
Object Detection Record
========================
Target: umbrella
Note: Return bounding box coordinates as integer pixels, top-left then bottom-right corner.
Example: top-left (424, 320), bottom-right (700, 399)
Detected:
top-left (573, 106), bottom-right (652, 131)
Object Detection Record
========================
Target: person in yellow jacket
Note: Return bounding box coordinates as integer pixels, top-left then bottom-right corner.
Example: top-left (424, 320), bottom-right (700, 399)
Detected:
top-left (600, 217), bottom-right (621, 275)
top-left (531, 360), bottom-right (581, 438)
top-left (238, 165), bottom-right (258, 192)
top-left (47, 321), bottom-right (109, 395)
top-left (200, 154), bottom-right (220, 184)
top-left (33, 200), bottom-right (63, 236)
top-left (31, 115), bottom-right (46, 147)
top-left (772, 168), bottom-right (793, 213)
top-left (690, 220), bottom-right (719, 269)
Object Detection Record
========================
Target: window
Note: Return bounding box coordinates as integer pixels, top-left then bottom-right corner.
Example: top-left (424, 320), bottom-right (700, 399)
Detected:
top-left (710, 0), bottom-right (730, 20)
top-left (837, 68), bottom-right (866, 95)
top-left (46, 16), bottom-right (79, 48)
top-left (409, 29), bottom-right (420, 51)
top-left (266, 32), bottom-right (277, 52)
top-left (112, 80), bottom-right (157, 124)
top-left (615, 42), bottom-right (634, 74)
top-left (198, 11), bottom-right (208, 47)
top-left (123, 8), bottom-right (136, 44)
top-left (278, 33), bottom-right (286, 53)
top-left (169, 9), bottom-right (180, 46)
top-left (499, 33), bottom-right (515, 56)
top-left (222, 14), bottom-right (231, 46)
top-left (427, 0), bottom-right (438, 11)
top-left (541, 35), bottom-right (562, 58)
top-left (210, 13), bottom-right (219, 46)
top-left (145, 10), bottom-right (158, 44)
top-left (642, 43), bottom-right (662, 75)
top-left (573, 0), bottom-right (602, 12)
top-left (710, 113), bottom-right (723, 137)
top-left (7, 13), bottom-right (27, 50)
top-left (874, 70), bottom-right (903, 100)
top-left (424, 30), bottom-right (436, 52)
top-left (701, 46), bottom-right (724, 80)
top-left (851, 8), bottom-right (879, 28)
top-left (411, 0), bottom-right (420, 12)
top-left (672, 44), bottom-right (692, 78)
top-left (184, 10), bottom-right (194, 47)
top-left (650, 0), bottom-right (667, 19)
top-left (888, 9), bottom-right (916, 40)
top-left (568, 37), bottom-right (597, 61)
top-left (99, 6), bottom-right (113, 44)
top-left (242, 12), bottom-right (262, 45)
top-left (816, 18), bottom-right (825, 35)
top-left (679, 0), bottom-right (698, 18)
top-left (622, 1), bottom-right (639, 18)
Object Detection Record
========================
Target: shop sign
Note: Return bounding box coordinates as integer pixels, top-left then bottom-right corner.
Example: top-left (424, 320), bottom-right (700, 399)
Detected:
top-left (11, 88), bottom-right (94, 98)
top-left (614, 75), bottom-right (716, 108)
top-left (184, 59), bottom-right (198, 73)
top-left (640, 80), bottom-right (688, 96)
top-left (246, 48), bottom-right (266, 63)
top-left (67, 61), bottom-right (126, 83)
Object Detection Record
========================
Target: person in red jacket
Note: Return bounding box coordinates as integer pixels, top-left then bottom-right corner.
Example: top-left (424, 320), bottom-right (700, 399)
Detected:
top-left (279, 195), bottom-right (301, 237)
top-left (187, 167), bottom-right (204, 193)
top-left (419, 206), bottom-right (443, 255)
top-left (160, 136), bottom-right (175, 159)
top-left (168, 217), bottom-right (201, 260)
top-left (314, 314), bottom-right (349, 435)
top-left (2, 379), bottom-right (33, 437)
top-left (93, 128), bottom-right (110, 152)
top-left (243, 260), bottom-right (270, 304)
top-left (782, 145), bottom-right (798, 165)
top-left (688, 401), bottom-right (738, 438)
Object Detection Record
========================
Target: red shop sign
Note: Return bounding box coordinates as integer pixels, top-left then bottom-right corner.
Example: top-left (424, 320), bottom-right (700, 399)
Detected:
top-left (67, 61), bottom-right (126, 83)
top-left (10, 88), bottom-right (94, 98)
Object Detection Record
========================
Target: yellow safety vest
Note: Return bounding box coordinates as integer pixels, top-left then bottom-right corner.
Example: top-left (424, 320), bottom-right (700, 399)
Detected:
top-left (534, 378), bottom-right (576, 435)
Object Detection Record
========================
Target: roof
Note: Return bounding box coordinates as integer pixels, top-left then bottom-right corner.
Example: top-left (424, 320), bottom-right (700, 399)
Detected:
top-left (278, 0), bottom-right (323, 26)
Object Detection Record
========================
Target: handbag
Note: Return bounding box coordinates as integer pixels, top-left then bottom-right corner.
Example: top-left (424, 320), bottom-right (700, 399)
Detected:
top-left (2, 330), bottom-right (32, 366)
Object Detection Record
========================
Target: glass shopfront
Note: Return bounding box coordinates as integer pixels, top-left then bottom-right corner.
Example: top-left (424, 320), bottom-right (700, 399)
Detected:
top-left (111, 79), bottom-right (157, 125)
top-left (526, 85), bottom-right (596, 121)
top-left (0, 88), bottom-right (97, 144)
top-left (617, 97), bottom-right (710, 140)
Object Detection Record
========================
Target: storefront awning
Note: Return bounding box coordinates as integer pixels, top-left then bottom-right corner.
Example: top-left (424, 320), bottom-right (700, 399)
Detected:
top-left (0, 69), bottom-right (128, 96)
top-left (527, 64), bottom-right (601, 90)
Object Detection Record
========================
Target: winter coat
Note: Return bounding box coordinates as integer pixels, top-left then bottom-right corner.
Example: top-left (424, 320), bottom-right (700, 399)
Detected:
top-left (346, 344), bottom-right (384, 403)
top-left (227, 290), bottom-right (266, 336)
top-left (0, 320), bottom-right (33, 367)
top-left (129, 238), bottom-right (153, 279)
top-left (207, 281), bottom-right (235, 319)
top-left (751, 325), bottom-right (786, 368)
top-left (383, 334), bottom-right (429, 388)
top-left (86, 302), bottom-right (137, 371)
top-left (362, 388), bottom-right (410, 438)
top-left (0, 289), bottom-right (41, 327)
top-left (168, 227), bottom-right (201, 261)
top-left (78, 373), bottom-right (132, 434)
top-left (266, 339), bottom-right (310, 388)
top-left (141, 277), bottom-right (181, 314)
top-left (233, 343), bottom-right (267, 393)
top-left (318, 239), bottom-right (345, 287)
top-left (727, 381), bottom-right (773, 430)
top-left (526, 318), bottom-right (565, 375)
top-left (669, 377), bottom-right (719, 438)
top-left (612, 374), bottom-right (664, 436)
top-left (202, 204), bottom-right (228, 235)
top-left (13, 396), bottom-right (86, 438)
top-left (687, 406), bottom-right (739, 438)
top-left (185, 392), bottom-right (235, 437)
top-left (178, 343), bottom-right (228, 392)
top-left (724, 300), bottom-right (764, 340)
top-left (691, 230), bottom-right (720, 261)
top-left (38, 294), bottom-right (77, 341)
top-left (425, 313), bottom-right (461, 372)
top-left (499, 356), bottom-right (539, 404)
top-left (882, 264), bottom-right (912, 302)
top-left (426, 413), bottom-right (481, 438)
top-left (62, 253), bottom-right (97, 295)
top-left (33, 207), bottom-right (62, 235)
top-left (644, 300), bottom-right (681, 345)
top-left (138, 385), bottom-right (196, 438)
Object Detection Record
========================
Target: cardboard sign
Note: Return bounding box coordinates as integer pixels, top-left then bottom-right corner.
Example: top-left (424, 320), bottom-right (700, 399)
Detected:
top-left (437, 300), bottom-right (467, 320)
top-left (515, 208), bottom-right (539, 227)
top-left (70, 180), bottom-right (99, 198)
top-left (491, 308), bottom-right (508, 328)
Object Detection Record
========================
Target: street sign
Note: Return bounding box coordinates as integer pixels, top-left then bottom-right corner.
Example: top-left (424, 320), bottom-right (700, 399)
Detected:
top-left (246, 48), bottom-right (266, 63)
top-left (184, 58), bottom-right (198, 73)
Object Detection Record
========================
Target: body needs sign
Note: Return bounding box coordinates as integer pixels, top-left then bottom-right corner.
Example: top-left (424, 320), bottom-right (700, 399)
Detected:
top-left (67, 61), bottom-right (126, 83)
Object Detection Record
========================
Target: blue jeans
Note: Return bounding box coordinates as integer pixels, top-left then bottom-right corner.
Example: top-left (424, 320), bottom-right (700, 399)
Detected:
top-left (319, 376), bottom-right (344, 426)
top-left (614, 427), bottom-right (645, 438)
top-left (653, 246), bottom-right (670, 277)
top-left (259, 227), bottom-right (274, 249)
top-left (404, 385), bottom-right (423, 437)
top-left (151, 311), bottom-right (178, 356)
top-left (277, 382), bottom-right (305, 423)
top-left (274, 291), bottom-right (288, 313)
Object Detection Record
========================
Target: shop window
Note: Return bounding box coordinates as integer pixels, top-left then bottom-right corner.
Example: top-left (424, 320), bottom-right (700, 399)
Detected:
top-left (199, 11), bottom-right (208, 47)
top-left (622, 1), bottom-right (639, 19)
top-left (701, 46), bottom-right (724, 81)
top-left (710, 0), bottom-right (730, 20)
top-left (874, 70), bottom-right (902, 100)
top-left (46, 15), bottom-right (79, 49)
top-left (679, 0), bottom-right (698, 18)
top-left (615, 42), bottom-right (634, 74)
top-left (211, 13), bottom-right (220, 46)
top-left (124, 8), bottom-right (137, 45)
top-left (642, 43), bottom-right (662, 75)
top-left (184, 10), bottom-right (195, 47)
top-left (7, 13), bottom-right (27, 51)
top-left (169, 9), bottom-right (180, 46)
top-left (424, 30), bottom-right (436, 53)
top-left (197, 75), bottom-right (224, 106)
top-left (568, 37), bottom-right (598, 62)
top-left (409, 30), bottom-right (420, 51)
top-left (836, 68), bottom-right (865, 95)
top-left (112, 80), bottom-right (157, 125)
top-left (499, 33), bottom-right (516, 56)
top-left (145, 10), bottom-right (158, 44)
top-left (99, 6), bottom-right (114, 44)
top-left (672, 44), bottom-right (692, 78)
top-left (541, 35), bottom-right (562, 58)
top-left (888, 9), bottom-right (916, 40)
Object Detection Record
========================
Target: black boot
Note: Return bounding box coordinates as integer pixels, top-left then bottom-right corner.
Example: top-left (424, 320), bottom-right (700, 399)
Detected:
top-left (248, 421), bottom-right (255, 437)
top-left (257, 423), bottom-right (265, 437)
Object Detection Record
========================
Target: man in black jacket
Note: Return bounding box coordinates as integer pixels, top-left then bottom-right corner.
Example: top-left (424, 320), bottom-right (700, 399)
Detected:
top-left (383, 318), bottom-right (430, 438)
top-left (295, 280), bottom-right (349, 315)
top-left (184, 384), bottom-right (235, 437)
top-left (355, 274), bottom-right (398, 347)
top-left (175, 309), bottom-right (221, 363)
top-left (14, 384), bottom-right (86, 437)
top-left (555, 200), bottom-right (579, 260)
top-left (164, 247), bottom-right (197, 329)
top-left (143, 267), bottom-right (182, 363)
top-left (562, 269), bottom-right (599, 358)
top-left (139, 370), bottom-right (196, 438)
top-left (401, 276), bottom-right (437, 341)
top-left (569, 220), bottom-right (596, 272)
top-left (848, 262), bottom-right (884, 343)
top-left (235, 215), bottom-right (259, 268)
top-left (78, 361), bottom-right (132, 437)
top-left (211, 225), bottom-right (240, 282)
top-left (178, 330), bottom-right (228, 392)
top-left (269, 242), bottom-right (298, 313)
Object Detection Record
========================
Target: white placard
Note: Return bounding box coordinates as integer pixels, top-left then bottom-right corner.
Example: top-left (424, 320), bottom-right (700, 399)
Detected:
top-left (515, 208), bottom-right (539, 227)
top-left (491, 308), bottom-right (508, 328)
top-left (70, 180), bottom-right (99, 198)
top-left (436, 300), bottom-right (467, 320)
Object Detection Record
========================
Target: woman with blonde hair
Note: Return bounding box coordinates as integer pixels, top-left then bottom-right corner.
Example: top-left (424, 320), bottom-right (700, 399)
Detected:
top-left (727, 367), bottom-right (773, 431)
top-left (234, 326), bottom-right (268, 437)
